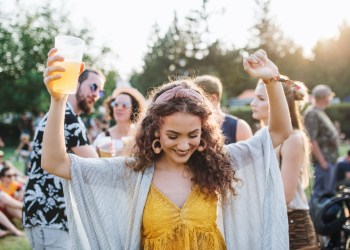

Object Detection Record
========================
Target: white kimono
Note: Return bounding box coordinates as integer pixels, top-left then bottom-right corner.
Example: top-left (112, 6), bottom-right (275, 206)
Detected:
top-left (62, 127), bottom-right (288, 249)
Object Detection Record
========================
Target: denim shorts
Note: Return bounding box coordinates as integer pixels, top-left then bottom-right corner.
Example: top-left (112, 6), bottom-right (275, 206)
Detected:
top-left (25, 226), bottom-right (69, 250)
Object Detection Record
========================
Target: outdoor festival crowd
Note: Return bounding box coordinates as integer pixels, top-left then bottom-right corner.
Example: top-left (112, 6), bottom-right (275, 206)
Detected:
top-left (1, 48), bottom-right (350, 250)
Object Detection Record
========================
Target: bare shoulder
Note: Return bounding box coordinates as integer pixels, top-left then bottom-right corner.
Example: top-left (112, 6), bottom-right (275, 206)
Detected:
top-left (237, 118), bottom-right (250, 128)
top-left (281, 131), bottom-right (303, 151)
top-left (236, 119), bottom-right (253, 141)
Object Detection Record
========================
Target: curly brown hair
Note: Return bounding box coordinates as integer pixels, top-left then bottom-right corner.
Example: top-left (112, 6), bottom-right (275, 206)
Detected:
top-left (127, 79), bottom-right (238, 197)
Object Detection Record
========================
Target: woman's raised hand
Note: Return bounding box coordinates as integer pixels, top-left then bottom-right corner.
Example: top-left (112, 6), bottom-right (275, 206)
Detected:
top-left (243, 49), bottom-right (279, 81)
top-left (43, 48), bottom-right (84, 101)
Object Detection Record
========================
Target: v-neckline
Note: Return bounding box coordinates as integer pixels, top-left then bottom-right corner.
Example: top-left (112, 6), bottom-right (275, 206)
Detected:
top-left (151, 184), bottom-right (195, 210)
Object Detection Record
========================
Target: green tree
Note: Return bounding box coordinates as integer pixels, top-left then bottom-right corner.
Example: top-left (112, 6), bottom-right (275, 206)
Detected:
top-left (311, 22), bottom-right (350, 99)
top-left (130, 0), bottom-right (225, 96)
top-left (133, 0), bottom-right (350, 103)
top-left (0, 1), bottom-right (117, 115)
top-left (130, 14), bottom-right (191, 95)
top-left (248, 0), bottom-right (310, 83)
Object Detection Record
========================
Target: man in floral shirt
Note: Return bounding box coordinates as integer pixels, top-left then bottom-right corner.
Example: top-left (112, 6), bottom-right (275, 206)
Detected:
top-left (23, 67), bottom-right (105, 249)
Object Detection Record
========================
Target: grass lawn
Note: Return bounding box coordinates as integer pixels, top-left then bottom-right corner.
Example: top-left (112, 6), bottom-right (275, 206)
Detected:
top-left (0, 235), bottom-right (31, 250)
top-left (0, 218), bottom-right (31, 250)
top-left (1, 147), bottom-right (25, 172)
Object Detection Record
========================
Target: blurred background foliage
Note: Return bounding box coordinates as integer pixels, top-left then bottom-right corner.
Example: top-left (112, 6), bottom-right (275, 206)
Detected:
top-left (0, 1), bottom-right (118, 114)
top-left (1, 0), bottom-right (350, 142)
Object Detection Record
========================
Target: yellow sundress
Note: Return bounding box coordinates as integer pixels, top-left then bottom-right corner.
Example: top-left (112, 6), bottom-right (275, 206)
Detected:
top-left (142, 184), bottom-right (226, 249)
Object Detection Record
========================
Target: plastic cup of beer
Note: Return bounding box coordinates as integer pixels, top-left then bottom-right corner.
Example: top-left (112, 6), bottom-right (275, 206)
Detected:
top-left (53, 35), bottom-right (85, 94)
top-left (98, 148), bottom-right (113, 158)
top-left (96, 136), bottom-right (115, 157)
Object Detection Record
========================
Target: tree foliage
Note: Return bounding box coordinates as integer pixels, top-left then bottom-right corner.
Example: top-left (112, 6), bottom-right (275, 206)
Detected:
top-left (2, 0), bottom-right (350, 118)
top-left (130, 1), bottom-right (236, 97)
top-left (247, 0), bottom-right (311, 82)
top-left (131, 0), bottom-right (350, 101)
top-left (0, 1), bottom-right (118, 115)
top-left (130, 0), bottom-right (309, 98)
top-left (310, 22), bottom-right (350, 99)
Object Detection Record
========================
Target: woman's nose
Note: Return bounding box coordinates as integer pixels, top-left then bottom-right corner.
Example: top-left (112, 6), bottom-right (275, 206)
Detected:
top-left (177, 141), bottom-right (190, 151)
top-left (250, 99), bottom-right (256, 107)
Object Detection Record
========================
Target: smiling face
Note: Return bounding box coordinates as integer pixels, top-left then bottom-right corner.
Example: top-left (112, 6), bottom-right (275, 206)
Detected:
top-left (112, 94), bottom-right (133, 123)
top-left (251, 83), bottom-right (269, 124)
top-left (158, 112), bottom-right (202, 166)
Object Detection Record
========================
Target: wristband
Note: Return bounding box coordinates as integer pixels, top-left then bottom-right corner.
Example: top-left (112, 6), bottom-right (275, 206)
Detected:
top-left (262, 74), bottom-right (280, 84)
top-left (262, 73), bottom-right (301, 90)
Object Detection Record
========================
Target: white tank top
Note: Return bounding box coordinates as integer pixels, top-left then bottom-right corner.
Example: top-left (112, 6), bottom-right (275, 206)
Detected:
top-left (287, 179), bottom-right (310, 211)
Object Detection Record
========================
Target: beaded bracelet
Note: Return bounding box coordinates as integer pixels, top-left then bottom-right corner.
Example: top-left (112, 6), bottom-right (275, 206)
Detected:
top-left (262, 74), bottom-right (301, 90)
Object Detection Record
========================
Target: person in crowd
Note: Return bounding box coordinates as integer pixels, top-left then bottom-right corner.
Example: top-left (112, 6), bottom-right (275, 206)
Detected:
top-left (0, 191), bottom-right (24, 237)
top-left (17, 113), bottom-right (33, 137)
top-left (0, 137), bottom-right (4, 148)
top-left (304, 84), bottom-right (339, 204)
top-left (0, 187), bottom-right (22, 221)
top-left (0, 151), bottom-right (26, 184)
top-left (14, 133), bottom-right (32, 158)
top-left (14, 133), bottom-right (32, 174)
top-left (22, 52), bottom-right (106, 250)
top-left (335, 150), bottom-right (350, 184)
top-left (33, 111), bottom-right (45, 134)
top-left (0, 210), bottom-right (24, 237)
top-left (251, 78), bottom-right (317, 249)
top-left (93, 87), bottom-right (146, 157)
top-left (0, 150), bottom-right (7, 170)
top-left (194, 75), bottom-right (253, 144)
top-left (40, 49), bottom-right (292, 249)
top-left (0, 166), bottom-right (24, 201)
top-left (86, 115), bottom-right (105, 143)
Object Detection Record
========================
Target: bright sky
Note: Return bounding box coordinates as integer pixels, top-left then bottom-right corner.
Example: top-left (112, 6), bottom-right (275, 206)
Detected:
top-left (4, 0), bottom-right (350, 80)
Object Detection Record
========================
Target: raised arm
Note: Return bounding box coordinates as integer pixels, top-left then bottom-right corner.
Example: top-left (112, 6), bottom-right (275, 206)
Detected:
top-left (243, 50), bottom-right (292, 147)
top-left (41, 48), bottom-right (84, 179)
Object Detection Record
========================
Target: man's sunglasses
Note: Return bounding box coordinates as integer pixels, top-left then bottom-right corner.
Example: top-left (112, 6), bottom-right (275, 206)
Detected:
top-left (90, 83), bottom-right (105, 97)
top-left (110, 100), bottom-right (131, 109)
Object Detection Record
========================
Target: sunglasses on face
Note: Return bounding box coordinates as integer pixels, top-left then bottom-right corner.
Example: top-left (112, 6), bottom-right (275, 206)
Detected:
top-left (5, 174), bottom-right (16, 178)
top-left (110, 100), bottom-right (131, 109)
top-left (89, 83), bottom-right (105, 97)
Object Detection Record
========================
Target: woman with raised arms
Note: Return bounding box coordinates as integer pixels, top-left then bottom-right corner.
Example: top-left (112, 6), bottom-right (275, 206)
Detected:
top-left (41, 49), bottom-right (292, 249)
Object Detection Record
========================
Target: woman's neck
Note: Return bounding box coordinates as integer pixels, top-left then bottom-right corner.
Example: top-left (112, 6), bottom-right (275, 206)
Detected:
top-left (260, 119), bottom-right (268, 127)
top-left (108, 123), bottom-right (131, 139)
top-left (155, 155), bottom-right (188, 172)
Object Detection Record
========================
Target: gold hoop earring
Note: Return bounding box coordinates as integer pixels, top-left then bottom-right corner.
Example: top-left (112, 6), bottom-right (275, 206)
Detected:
top-left (197, 139), bottom-right (207, 152)
top-left (152, 139), bottom-right (162, 154)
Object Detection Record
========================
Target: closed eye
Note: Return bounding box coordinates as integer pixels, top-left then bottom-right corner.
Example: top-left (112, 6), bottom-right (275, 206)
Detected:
top-left (168, 135), bottom-right (177, 140)
top-left (189, 134), bottom-right (199, 138)
top-left (166, 129), bottom-right (201, 140)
